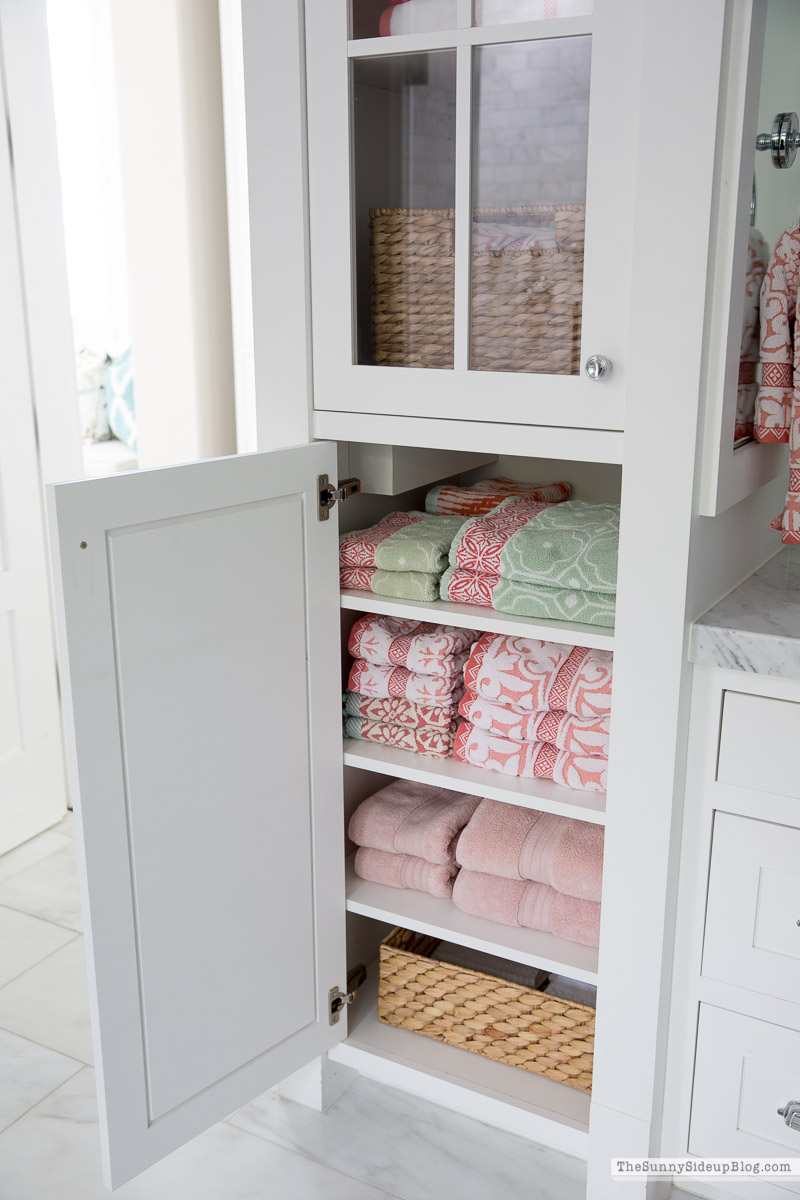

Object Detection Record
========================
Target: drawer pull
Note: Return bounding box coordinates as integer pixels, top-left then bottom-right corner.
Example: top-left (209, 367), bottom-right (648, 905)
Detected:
top-left (777, 1101), bottom-right (800, 1131)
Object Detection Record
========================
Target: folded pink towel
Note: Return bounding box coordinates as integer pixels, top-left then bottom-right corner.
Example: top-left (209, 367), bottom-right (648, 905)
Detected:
top-left (464, 632), bottom-right (612, 720)
top-left (348, 614), bottom-right (479, 678)
top-left (455, 722), bottom-right (607, 793)
top-left (455, 799), bottom-right (604, 902)
top-left (452, 870), bottom-right (601, 947)
top-left (354, 846), bottom-right (456, 899)
top-left (459, 690), bottom-right (610, 757)
top-left (349, 779), bottom-right (480, 864)
top-left (344, 715), bottom-right (457, 758)
top-left (348, 657), bottom-right (467, 703)
top-left (344, 691), bottom-right (459, 730)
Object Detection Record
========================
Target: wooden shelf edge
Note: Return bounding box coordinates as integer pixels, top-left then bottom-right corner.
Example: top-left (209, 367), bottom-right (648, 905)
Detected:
top-left (339, 590), bottom-right (615, 651)
top-left (342, 739), bottom-right (607, 825)
top-left (345, 856), bottom-right (599, 982)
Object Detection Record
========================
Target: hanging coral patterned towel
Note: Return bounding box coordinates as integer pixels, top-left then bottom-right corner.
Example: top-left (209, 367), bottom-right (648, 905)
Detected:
top-left (754, 221), bottom-right (800, 542)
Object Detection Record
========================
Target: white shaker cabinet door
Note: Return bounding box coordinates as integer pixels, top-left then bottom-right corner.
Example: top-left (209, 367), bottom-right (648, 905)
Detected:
top-left (47, 442), bottom-right (347, 1189)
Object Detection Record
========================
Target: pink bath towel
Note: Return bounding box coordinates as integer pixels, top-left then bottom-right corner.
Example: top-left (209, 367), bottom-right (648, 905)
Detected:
top-left (349, 779), bottom-right (480, 864)
top-left (348, 614), bottom-right (479, 677)
top-left (464, 632), bottom-right (613, 720)
top-left (459, 690), bottom-right (611, 757)
top-left (354, 847), bottom-right (456, 899)
top-left (455, 722), bottom-right (608, 793)
top-left (344, 692), bottom-right (458, 730)
top-left (452, 870), bottom-right (601, 947)
top-left (455, 799), bottom-right (604, 902)
top-left (348, 657), bottom-right (467, 703)
top-left (344, 715), bottom-right (457, 758)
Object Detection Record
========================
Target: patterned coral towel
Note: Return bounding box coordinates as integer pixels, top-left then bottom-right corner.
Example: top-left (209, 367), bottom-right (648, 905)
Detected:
top-left (344, 691), bottom-right (459, 730)
top-left (736, 228), bottom-right (769, 441)
top-left (339, 511), bottom-right (464, 575)
top-left (754, 220), bottom-right (800, 542)
top-left (340, 565), bottom-right (441, 602)
top-left (348, 614), bottom-right (479, 678)
top-left (348, 657), bottom-right (467, 703)
top-left (344, 715), bottom-right (457, 758)
top-left (454, 721), bottom-right (607, 793)
top-left (463, 632), bottom-right (613, 721)
top-left (458, 690), bottom-right (610, 757)
top-left (425, 477), bottom-right (571, 517)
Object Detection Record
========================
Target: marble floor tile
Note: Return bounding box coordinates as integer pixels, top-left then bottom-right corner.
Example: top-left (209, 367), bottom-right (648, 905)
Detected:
top-left (0, 841), bottom-right (83, 931)
top-left (0, 829), bottom-right (71, 886)
top-left (0, 904), bottom-right (77, 988)
top-left (0, 937), bottom-right (93, 1064)
top-left (0, 1028), bottom-right (82, 1132)
top-left (230, 1075), bottom-right (587, 1200)
top-left (0, 1068), bottom-right (393, 1200)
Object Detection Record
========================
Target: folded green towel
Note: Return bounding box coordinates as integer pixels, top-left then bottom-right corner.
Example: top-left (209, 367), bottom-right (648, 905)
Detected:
top-left (339, 565), bottom-right (441, 602)
top-left (340, 511), bottom-right (464, 575)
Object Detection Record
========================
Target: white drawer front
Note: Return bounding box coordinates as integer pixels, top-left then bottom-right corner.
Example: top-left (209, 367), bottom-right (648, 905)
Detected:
top-left (718, 692), bottom-right (800, 800)
top-left (691, 1005), bottom-right (800, 1192)
top-left (703, 813), bottom-right (800, 1004)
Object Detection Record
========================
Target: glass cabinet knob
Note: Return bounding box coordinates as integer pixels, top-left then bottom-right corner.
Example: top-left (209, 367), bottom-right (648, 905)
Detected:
top-left (585, 355), bottom-right (612, 381)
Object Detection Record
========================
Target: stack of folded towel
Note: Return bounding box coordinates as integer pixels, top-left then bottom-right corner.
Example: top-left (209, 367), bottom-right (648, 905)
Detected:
top-left (348, 779), bottom-right (480, 899)
top-left (344, 614), bottom-right (479, 757)
top-left (425, 477), bottom-right (570, 517)
top-left (441, 497), bottom-right (620, 628)
top-left (454, 632), bottom-right (612, 792)
top-left (453, 799), bottom-right (603, 947)
top-left (339, 511), bottom-right (464, 601)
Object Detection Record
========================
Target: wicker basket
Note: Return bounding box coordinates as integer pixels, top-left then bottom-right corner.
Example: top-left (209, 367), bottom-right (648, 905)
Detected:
top-left (369, 205), bottom-right (585, 374)
top-left (377, 927), bottom-right (595, 1093)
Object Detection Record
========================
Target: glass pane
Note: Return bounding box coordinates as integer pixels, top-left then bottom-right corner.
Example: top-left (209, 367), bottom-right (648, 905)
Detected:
top-left (470, 36), bottom-right (590, 374)
top-left (350, 0), bottom-right (466, 40)
top-left (736, 0), bottom-right (800, 446)
top-left (352, 52), bottom-right (457, 368)
top-left (474, 0), bottom-right (592, 26)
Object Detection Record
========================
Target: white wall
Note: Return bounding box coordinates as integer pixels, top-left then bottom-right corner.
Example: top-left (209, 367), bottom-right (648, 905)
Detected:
top-left (109, 0), bottom-right (236, 468)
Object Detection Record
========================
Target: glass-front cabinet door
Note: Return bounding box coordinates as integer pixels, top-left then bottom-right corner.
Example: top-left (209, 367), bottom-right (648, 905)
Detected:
top-left (306, 0), bottom-right (641, 430)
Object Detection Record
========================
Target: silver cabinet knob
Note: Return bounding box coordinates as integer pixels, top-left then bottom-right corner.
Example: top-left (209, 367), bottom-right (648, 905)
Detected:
top-left (777, 1101), bottom-right (800, 1131)
top-left (585, 355), bottom-right (612, 381)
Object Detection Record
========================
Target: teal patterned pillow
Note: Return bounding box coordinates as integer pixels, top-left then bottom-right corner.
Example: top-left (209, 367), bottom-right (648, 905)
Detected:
top-left (105, 348), bottom-right (137, 453)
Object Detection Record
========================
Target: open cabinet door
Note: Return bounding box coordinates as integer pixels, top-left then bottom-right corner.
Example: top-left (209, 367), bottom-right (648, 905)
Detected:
top-left (47, 442), bottom-right (347, 1189)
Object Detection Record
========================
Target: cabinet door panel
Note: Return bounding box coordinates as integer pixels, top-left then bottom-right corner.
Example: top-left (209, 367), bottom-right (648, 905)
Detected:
top-left (47, 443), bottom-right (346, 1188)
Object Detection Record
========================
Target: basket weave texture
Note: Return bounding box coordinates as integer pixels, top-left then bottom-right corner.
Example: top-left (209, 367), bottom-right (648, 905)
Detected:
top-left (377, 927), bottom-right (594, 1093)
top-left (369, 205), bottom-right (585, 374)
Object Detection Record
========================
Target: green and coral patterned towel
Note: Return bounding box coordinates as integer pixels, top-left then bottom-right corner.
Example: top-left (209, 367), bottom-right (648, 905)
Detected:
top-left (339, 511), bottom-right (464, 575)
top-left (339, 565), bottom-right (441, 602)
top-left (440, 567), bottom-right (616, 626)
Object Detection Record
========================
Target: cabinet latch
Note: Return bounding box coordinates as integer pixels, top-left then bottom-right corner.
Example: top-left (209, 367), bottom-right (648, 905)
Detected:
top-left (318, 475), bottom-right (361, 522)
top-left (329, 963), bottom-right (367, 1025)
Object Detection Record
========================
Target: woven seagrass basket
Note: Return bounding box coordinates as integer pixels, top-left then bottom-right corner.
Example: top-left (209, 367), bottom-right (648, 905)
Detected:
top-left (369, 205), bottom-right (585, 374)
top-left (377, 927), bottom-right (595, 1093)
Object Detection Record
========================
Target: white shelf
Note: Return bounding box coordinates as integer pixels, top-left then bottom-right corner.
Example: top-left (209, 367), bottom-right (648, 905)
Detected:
top-left (345, 856), bottom-right (599, 982)
top-left (329, 961), bottom-right (590, 1158)
top-left (340, 589), bottom-right (615, 651)
top-left (343, 739), bottom-right (606, 825)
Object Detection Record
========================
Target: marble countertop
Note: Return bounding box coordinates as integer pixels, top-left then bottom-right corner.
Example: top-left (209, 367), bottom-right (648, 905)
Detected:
top-left (690, 548), bottom-right (800, 679)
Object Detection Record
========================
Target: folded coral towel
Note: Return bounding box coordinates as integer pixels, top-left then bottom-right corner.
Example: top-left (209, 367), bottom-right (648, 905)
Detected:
top-left (348, 614), bottom-right (479, 677)
top-left (455, 722), bottom-right (607, 793)
top-left (354, 846), bottom-right (456, 899)
top-left (426, 477), bottom-right (570, 517)
top-left (456, 799), bottom-right (604, 901)
top-left (449, 498), bottom-right (619, 595)
top-left (339, 511), bottom-right (464, 575)
top-left (349, 657), bottom-right (467, 703)
top-left (344, 716), bottom-right (457, 758)
top-left (348, 779), bottom-right (480, 864)
top-left (464, 632), bottom-right (613, 720)
top-left (452, 869), bottom-right (600, 947)
top-left (344, 691), bottom-right (458, 730)
top-left (340, 565), bottom-right (441, 602)
top-left (440, 566), bottom-right (616, 627)
top-left (459, 691), bottom-right (610, 757)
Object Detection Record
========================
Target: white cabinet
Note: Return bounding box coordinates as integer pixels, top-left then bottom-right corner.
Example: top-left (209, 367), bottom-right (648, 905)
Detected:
top-left (306, 0), bottom-right (639, 430)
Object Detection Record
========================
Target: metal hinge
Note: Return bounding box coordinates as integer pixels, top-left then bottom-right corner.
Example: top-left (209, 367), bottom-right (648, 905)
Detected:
top-left (318, 475), bottom-right (361, 522)
top-left (329, 963), bottom-right (367, 1025)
